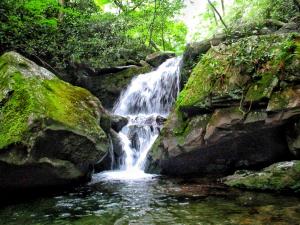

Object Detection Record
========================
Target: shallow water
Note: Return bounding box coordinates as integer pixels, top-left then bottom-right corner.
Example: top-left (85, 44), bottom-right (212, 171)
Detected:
top-left (0, 176), bottom-right (299, 225)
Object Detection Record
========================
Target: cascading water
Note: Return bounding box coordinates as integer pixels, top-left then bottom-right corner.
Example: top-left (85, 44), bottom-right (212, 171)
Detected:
top-left (96, 57), bottom-right (182, 180)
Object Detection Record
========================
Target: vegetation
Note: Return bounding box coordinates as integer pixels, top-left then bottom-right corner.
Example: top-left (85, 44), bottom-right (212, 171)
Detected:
top-left (193, 0), bottom-right (300, 41)
top-left (0, 0), bottom-right (186, 77)
top-left (177, 34), bottom-right (299, 110)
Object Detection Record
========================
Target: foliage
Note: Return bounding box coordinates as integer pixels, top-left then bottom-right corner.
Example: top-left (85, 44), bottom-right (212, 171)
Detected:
top-left (0, 0), bottom-right (186, 78)
top-left (192, 0), bottom-right (299, 41)
top-left (97, 0), bottom-right (187, 52)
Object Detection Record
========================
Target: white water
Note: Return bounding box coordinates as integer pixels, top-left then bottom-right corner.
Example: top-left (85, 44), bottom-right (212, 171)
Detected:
top-left (95, 57), bottom-right (182, 181)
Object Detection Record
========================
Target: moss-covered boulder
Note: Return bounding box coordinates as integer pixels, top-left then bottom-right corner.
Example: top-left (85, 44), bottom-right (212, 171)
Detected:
top-left (0, 51), bottom-right (111, 190)
top-left (146, 33), bottom-right (300, 176)
top-left (224, 161), bottom-right (300, 193)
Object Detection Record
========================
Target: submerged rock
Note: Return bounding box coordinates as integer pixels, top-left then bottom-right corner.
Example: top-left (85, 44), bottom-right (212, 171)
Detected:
top-left (146, 33), bottom-right (300, 176)
top-left (224, 161), bottom-right (300, 193)
top-left (0, 52), bottom-right (111, 190)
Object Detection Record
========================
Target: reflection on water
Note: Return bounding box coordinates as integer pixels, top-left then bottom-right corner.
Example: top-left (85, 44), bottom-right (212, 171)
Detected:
top-left (0, 177), bottom-right (299, 225)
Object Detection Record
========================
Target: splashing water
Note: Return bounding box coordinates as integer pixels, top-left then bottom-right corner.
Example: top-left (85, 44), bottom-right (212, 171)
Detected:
top-left (94, 57), bottom-right (182, 181)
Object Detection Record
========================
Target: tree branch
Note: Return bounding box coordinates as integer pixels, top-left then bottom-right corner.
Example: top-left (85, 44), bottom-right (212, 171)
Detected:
top-left (207, 0), bottom-right (228, 30)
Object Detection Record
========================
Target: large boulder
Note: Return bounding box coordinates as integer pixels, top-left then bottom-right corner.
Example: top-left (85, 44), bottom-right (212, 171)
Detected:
top-left (0, 52), bottom-right (111, 190)
top-left (224, 161), bottom-right (300, 193)
top-left (146, 33), bottom-right (300, 176)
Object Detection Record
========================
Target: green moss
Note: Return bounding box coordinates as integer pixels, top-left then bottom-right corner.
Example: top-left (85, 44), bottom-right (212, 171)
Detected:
top-left (245, 72), bottom-right (278, 102)
top-left (225, 161), bottom-right (300, 192)
top-left (176, 53), bottom-right (224, 109)
top-left (0, 52), bottom-right (106, 149)
top-left (267, 86), bottom-right (299, 112)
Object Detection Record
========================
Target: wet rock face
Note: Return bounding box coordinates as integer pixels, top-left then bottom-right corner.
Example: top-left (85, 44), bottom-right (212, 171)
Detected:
top-left (0, 51), bottom-right (112, 190)
top-left (146, 33), bottom-right (300, 176)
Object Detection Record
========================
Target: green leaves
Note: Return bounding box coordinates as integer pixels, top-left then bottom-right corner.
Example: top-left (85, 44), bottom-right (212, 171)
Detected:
top-left (94, 0), bottom-right (111, 10)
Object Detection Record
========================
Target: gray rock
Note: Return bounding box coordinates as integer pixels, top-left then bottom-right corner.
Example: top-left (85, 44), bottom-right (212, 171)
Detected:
top-left (146, 52), bottom-right (176, 67)
top-left (111, 115), bottom-right (128, 132)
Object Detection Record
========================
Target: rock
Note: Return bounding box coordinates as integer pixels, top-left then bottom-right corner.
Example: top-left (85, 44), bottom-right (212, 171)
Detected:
top-left (129, 131), bottom-right (140, 151)
top-left (146, 34), bottom-right (300, 176)
top-left (278, 22), bottom-right (300, 33)
top-left (111, 115), bottom-right (128, 132)
top-left (266, 86), bottom-right (300, 123)
top-left (146, 109), bottom-right (289, 176)
top-left (110, 129), bottom-right (123, 157)
top-left (180, 40), bottom-right (211, 87)
top-left (180, 35), bottom-right (226, 87)
top-left (177, 34), bottom-right (293, 115)
top-left (267, 86), bottom-right (300, 113)
top-left (224, 161), bottom-right (300, 193)
top-left (204, 107), bottom-right (245, 143)
top-left (73, 65), bottom-right (151, 109)
top-left (145, 52), bottom-right (175, 67)
top-left (0, 52), bottom-right (111, 190)
top-left (286, 120), bottom-right (300, 157)
top-left (156, 115), bottom-right (167, 125)
top-left (285, 58), bottom-right (300, 82)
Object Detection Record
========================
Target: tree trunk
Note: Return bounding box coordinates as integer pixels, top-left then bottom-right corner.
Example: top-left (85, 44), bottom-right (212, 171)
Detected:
top-left (148, 0), bottom-right (158, 48)
top-left (58, 0), bottom-right (64, 22)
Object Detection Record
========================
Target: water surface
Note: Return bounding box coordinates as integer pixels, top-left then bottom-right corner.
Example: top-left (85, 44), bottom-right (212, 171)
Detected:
top-left (0, 176), bottom-right (299, 225)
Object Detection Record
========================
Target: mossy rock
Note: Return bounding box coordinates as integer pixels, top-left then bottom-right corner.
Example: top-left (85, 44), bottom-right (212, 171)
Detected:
top-left (0, 51), bottom-right (110, 190)
top-left (267, 86), bottom-right (300, 112)
top-left (176, 34), bottom-right (299, 113)
top-left (224, 161), bottom-right (300, 193)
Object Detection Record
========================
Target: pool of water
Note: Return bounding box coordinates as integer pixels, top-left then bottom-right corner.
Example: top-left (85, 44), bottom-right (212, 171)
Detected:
top-left (0, 175), bottom-right (299, 225)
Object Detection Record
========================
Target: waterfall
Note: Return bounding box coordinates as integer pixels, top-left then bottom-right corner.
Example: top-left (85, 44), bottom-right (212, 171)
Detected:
top-left (100, 57), bottom-right (181, 180)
